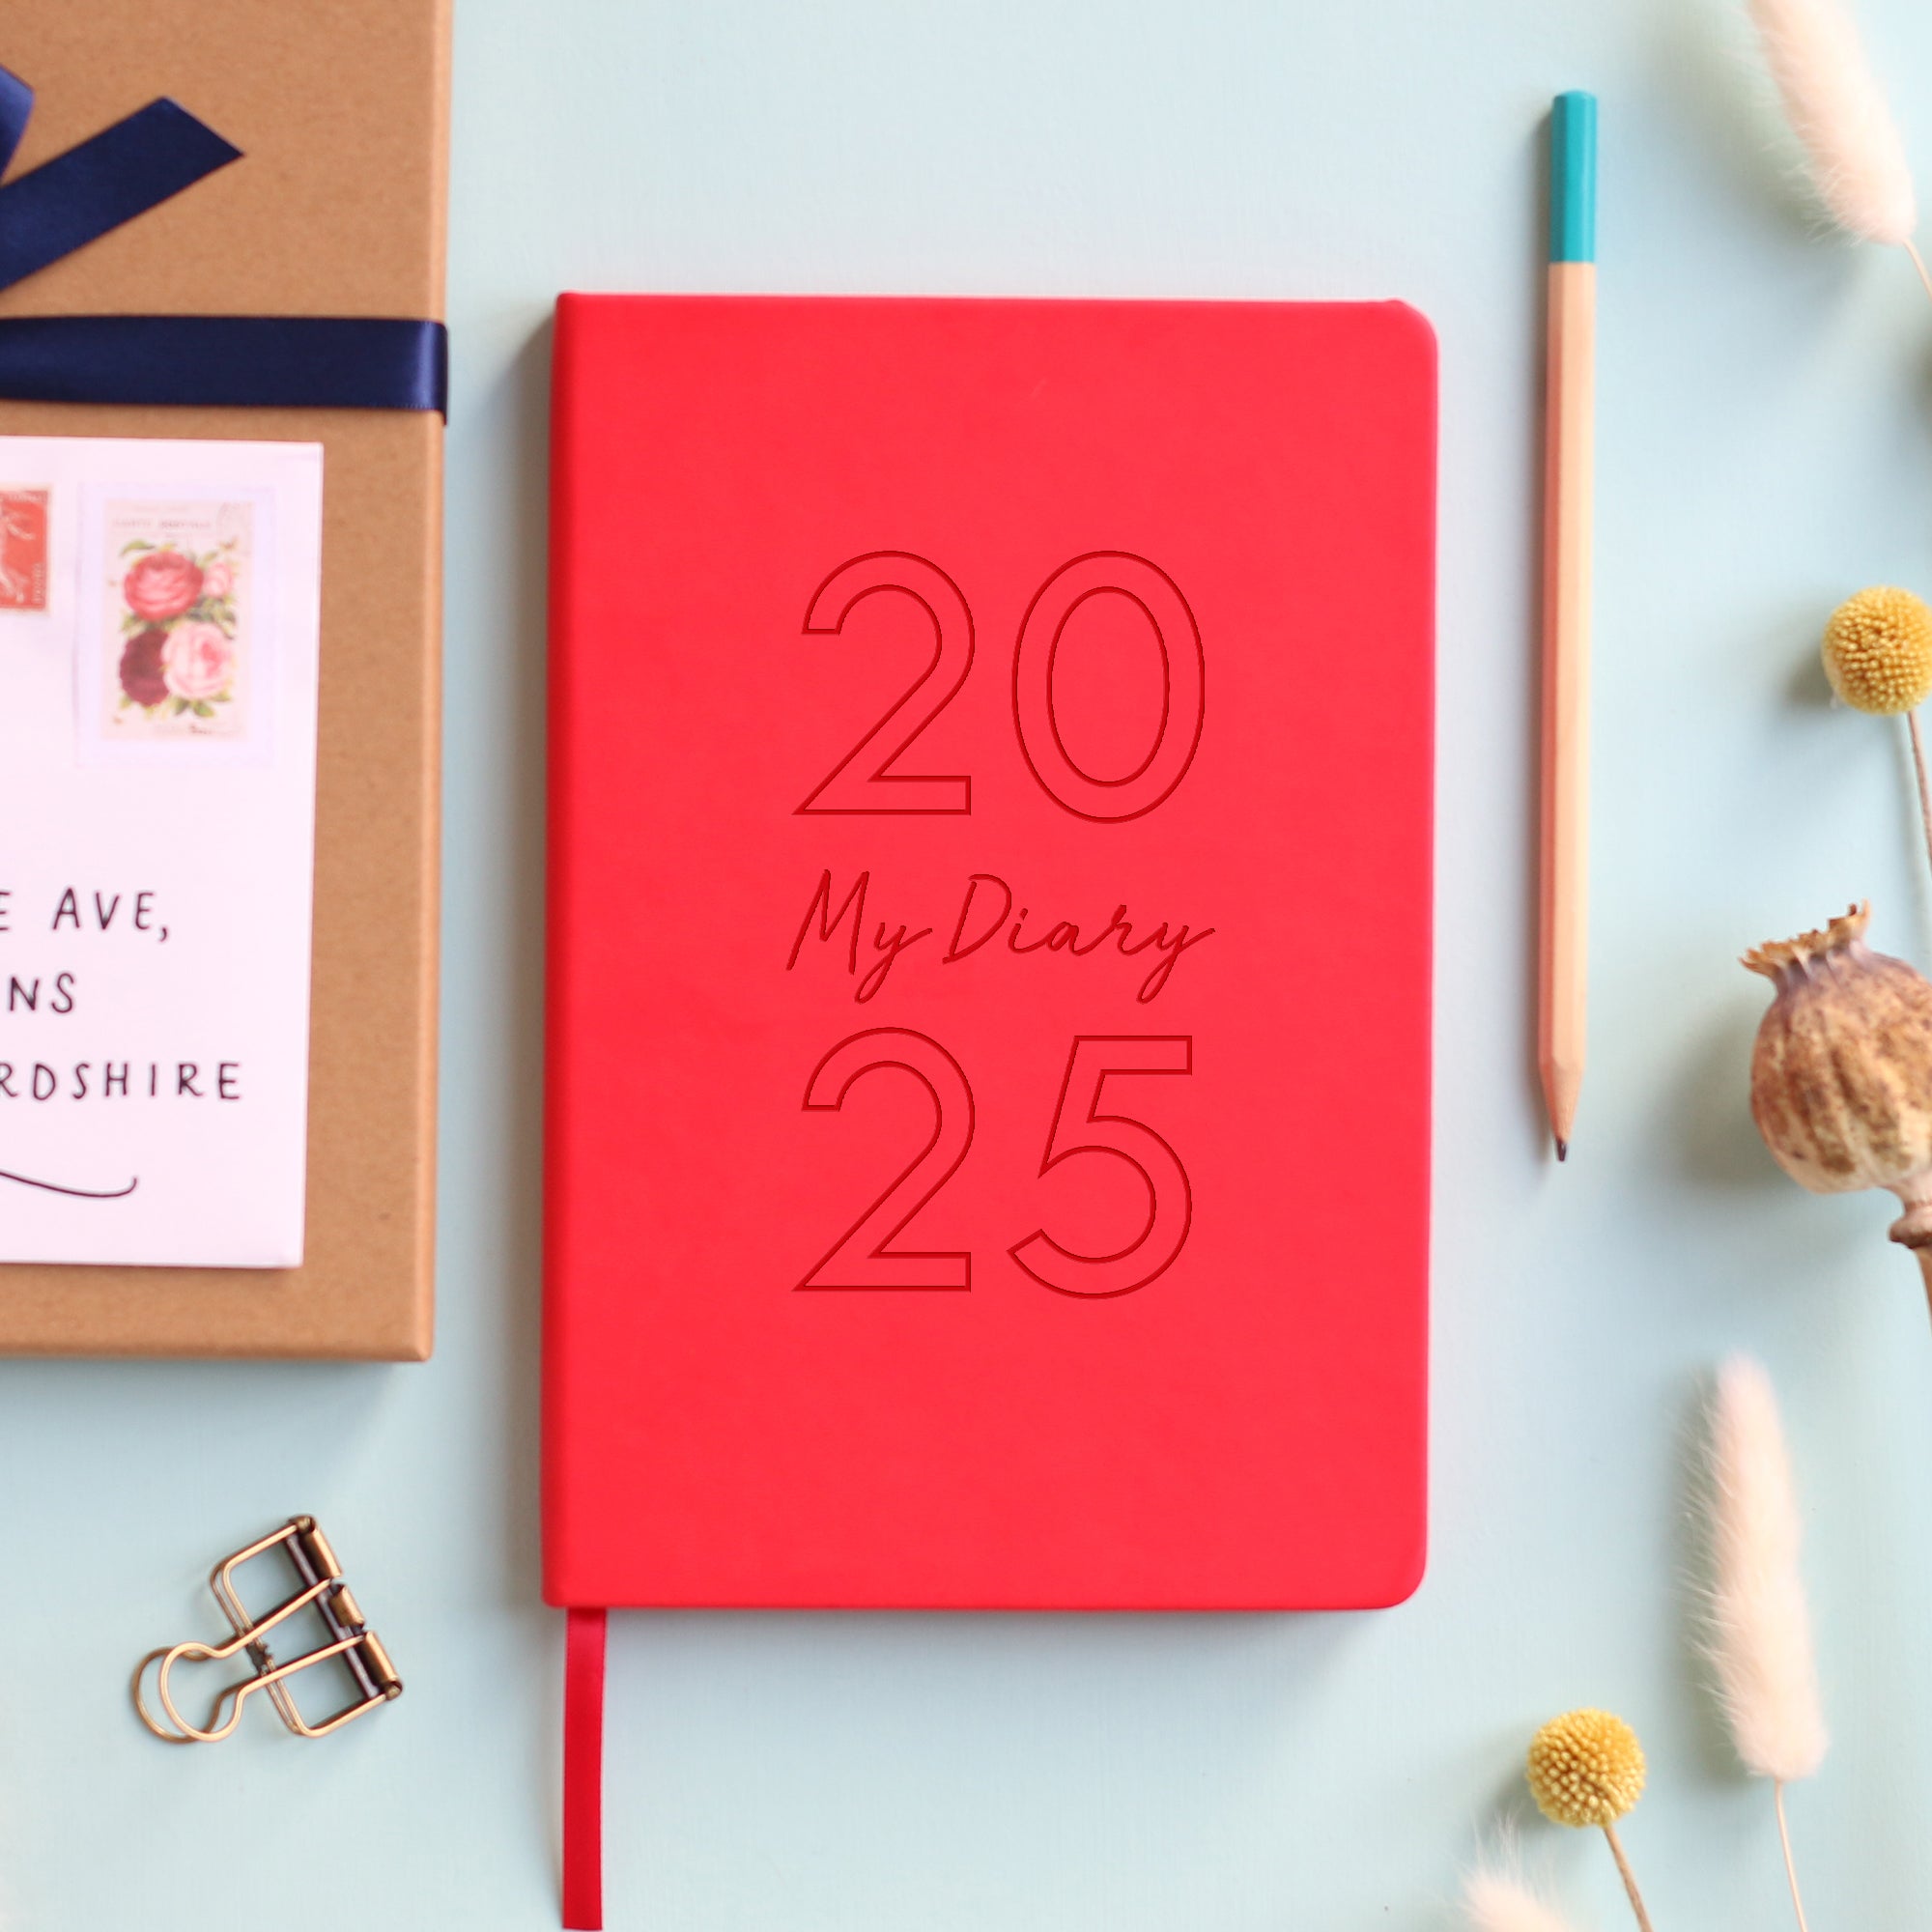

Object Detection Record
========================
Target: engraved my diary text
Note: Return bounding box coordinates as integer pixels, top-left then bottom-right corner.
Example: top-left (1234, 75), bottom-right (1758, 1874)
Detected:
top-left (786, 868), bottom-right (1215, 1005)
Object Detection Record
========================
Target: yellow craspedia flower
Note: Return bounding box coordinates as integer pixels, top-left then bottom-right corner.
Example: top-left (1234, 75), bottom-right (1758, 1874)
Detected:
top-left (1525, 1708), bottom-right (1646, 1828)
top-left (1822, 586), bottom-right (1932, 715)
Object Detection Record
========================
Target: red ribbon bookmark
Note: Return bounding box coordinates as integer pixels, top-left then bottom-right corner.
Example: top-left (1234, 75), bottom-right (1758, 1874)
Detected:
top-left (562, 1606), bottom-right (608, 1929)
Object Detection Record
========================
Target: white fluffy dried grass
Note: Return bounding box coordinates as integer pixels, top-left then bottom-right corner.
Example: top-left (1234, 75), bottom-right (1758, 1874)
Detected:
top-left (1705, 1355), bottom-right (1827, 1786)
top-left (1747, 0), bottom-right (1917, 243)
top-left (1463, 1866), bottom-right (1580, 1932)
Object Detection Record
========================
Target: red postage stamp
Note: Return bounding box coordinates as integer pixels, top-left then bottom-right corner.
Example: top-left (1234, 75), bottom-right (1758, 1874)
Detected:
top-left (0, 489), bottom-right (49, 611)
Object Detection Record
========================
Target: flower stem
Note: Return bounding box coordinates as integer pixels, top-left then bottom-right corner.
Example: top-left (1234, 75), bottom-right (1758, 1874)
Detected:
top-left (1774, 1782), bottom-right (1811, 1932)
top-left (1602, 1821), bottom-right (1657, 1932)
top-left (1905, 238), bottom-right (1932, 308)
top-left (1901, 243), bottom-right (1932, 893)
top-left (1908, 711), bottom-right (1932, 881)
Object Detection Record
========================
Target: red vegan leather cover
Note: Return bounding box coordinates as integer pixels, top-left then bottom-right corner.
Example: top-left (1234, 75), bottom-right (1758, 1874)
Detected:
top-left (544, 294), bottom-right (1434, 1611)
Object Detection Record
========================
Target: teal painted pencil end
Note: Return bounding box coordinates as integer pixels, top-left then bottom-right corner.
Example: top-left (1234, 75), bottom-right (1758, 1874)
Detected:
top-left (1550, 91), bottom-right (1597, 263)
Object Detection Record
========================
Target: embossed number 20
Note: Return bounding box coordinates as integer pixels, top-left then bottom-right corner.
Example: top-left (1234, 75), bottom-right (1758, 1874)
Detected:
top-left (796, 550), bottom-right (1206, 821)
top-left (797, 1030), bottom-right (1193, 1298)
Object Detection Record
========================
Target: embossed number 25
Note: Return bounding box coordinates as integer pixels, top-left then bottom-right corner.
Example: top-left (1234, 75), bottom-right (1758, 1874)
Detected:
top-left (797, 1029), bottom-right (1193, 1298)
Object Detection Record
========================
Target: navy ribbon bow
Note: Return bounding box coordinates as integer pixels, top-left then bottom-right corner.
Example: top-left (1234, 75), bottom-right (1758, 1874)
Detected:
top-left (0, 65), bottom-right (446, 414)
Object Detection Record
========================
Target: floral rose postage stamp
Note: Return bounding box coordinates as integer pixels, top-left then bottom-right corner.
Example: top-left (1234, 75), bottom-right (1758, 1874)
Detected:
top-left (0, 488), bottom-right (49, 611)
top-left (97, 499), bottom-right (250, 742)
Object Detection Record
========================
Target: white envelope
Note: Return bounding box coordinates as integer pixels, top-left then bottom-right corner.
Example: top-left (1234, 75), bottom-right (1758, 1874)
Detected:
top-left (0, 435), bottom-right (323, 1268)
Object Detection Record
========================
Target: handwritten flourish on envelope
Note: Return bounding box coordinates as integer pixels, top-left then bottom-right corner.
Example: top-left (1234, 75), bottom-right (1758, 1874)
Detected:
top-left (0, 435), bottom-right (322, 1268)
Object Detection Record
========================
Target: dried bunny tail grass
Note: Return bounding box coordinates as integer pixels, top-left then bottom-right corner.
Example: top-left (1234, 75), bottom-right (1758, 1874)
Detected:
top-left (1705, 1356), bottom-right (1828, 1785)
top-left (1704, 1357), bottom-right (1825, 1932)
top-left (1463, 1866), bottom-right (1582, 1932)
top-left (1747, 0), bottom-right (1917, 244)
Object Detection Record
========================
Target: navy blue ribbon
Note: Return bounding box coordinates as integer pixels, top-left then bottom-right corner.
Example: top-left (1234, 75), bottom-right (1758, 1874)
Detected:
top-left (0, 315), bottom-right (447, 412)
top-left (0, 66), bottom-right (446, 414)
top-left (0, 63), bottom-right (37, 177)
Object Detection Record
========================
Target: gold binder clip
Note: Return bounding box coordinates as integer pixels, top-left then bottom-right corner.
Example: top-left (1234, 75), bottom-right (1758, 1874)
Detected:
top-left (133, 1516), bottom-right (402, 1744)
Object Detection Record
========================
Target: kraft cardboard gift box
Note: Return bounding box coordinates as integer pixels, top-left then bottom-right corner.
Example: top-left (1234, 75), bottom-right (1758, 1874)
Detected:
top-left (0, 1), bottom-right (449, 1357)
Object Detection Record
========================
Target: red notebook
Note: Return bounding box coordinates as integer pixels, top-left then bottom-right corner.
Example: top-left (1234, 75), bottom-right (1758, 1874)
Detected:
top-left (544, 290), bottom-right (1434, 1924)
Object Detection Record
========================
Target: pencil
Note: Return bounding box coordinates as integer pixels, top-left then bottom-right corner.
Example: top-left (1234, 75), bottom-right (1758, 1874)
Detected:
top-left (1540, 91), bottom-right (1596, 1160)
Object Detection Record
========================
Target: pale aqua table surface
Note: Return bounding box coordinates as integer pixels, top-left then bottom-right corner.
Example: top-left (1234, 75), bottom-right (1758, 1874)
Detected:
top-left (8, 0), bottom-right (1932, 1924)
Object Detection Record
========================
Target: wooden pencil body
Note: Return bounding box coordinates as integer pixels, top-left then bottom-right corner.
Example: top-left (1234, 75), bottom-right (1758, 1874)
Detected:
top-left (1539, 260), bottom-right (1594, 1150)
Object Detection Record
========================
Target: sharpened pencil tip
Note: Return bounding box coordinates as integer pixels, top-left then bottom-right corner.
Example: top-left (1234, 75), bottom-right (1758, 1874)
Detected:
top-left (1555, 1137), bottom-right (1569, 1161)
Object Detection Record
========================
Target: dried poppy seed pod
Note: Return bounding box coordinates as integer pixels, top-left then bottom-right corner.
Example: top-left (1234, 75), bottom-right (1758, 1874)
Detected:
top-left (1745, 903), bottom-right (1932, 1276)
